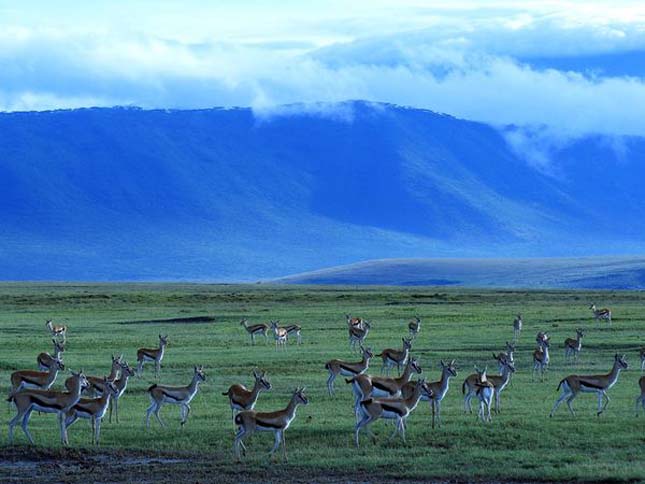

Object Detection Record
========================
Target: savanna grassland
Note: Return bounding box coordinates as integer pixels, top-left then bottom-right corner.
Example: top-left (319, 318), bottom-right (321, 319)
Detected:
top-left (0, 283), bottom-right (643, 483)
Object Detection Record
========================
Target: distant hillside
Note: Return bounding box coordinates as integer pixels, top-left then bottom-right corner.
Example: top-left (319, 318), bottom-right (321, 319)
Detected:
top-left (1, 102), bottom-right (645, 281)
top-left (274, 257), bottom-right (645, 289)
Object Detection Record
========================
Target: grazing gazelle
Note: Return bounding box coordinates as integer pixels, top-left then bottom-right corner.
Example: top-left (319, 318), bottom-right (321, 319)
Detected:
top-left (512, 314), bottom-right (523, 342)
top-left (37, 339), bottom-right (65, 371)
top-left (223, 369), bottom-right (272, 424)
top-left (378, 337), bottom-right (413, 375)
top-left (636, 376), bottom-right (645, 416)
top-left (64, 377), bottom-right (119, 445)
top-left (402, 359), bottom-right (457, 428)
top-left (564, 328), bottom-right (585, 363)
top-left (270, 321), bottom-right (288, 350)
top-left (233, 387), bottom-right (309, 462)
top-left (550, 353), bottom-right (628, 417)
top-left (45, 319), bottom-right (67, 341)
top-left (347, 357), bottom-right (422, 419)
top-left (349, 320), bottom-right (371, 352)
top-left (145, 365), bottom-right (206, 428)
top-left (532, 335), bottom-right (551, 382)
top-left (240, 319), bottom-right (269, 345)
top-left (408, 317), bottom-right (421, 339)
top-left (354, 378), bottom-right (432, 447)
top-left (136, 334), bottom-right (168, 378)
top-left (590, 304), bottom-right (612, 325)
top-left (463, 355), bottom-right (515, 414)
top-left (8, 370), bottom-right (89, 445)
top-left (10, 357), bottom-right (65, 396)
top-left (109, 360), bottom-right (136, 423)
top-left (86, 354), bottom-right (122, 394)
top-left (325, 346), bottom-right (374, 396)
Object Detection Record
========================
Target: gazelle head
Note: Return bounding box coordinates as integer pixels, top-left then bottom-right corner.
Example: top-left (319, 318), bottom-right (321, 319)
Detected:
top-left (360, 346), bottom-right (374, 359)
top-left (440, 359), bottom-right (458, 377)
top-left (270, 321), bottom-right (279, 330)
top-left (98, 376), bottom-right (119, 396)
top-left (589, 304), bottom-right (596, 310)
top-left (505, 341), bottom-right (515, 353)
top-left (240, 319), bottom-right (248, 326)
top-left (402, 337), bottom-right (413, 350)
top-left (111, 354), bottom-right (122, 369)
top-left (474, 365), bottom-right (488, 382)
top-left (194, 365), bottom-right (206, 382)
top-left (52, 338), bottom-right (65, 354)
top-left (252, 368), bottom-right (272, 391)
top-left (575, 328), bottom-right (585, 338)
top-left (293, 387), bottom-right (309, 405)
top-left (614, 353), bottom-right (628, 370)
top-left (70, 370), bottom-right (90, 391)
top-left (159, 334), bottom-right (169, 347)
top-left (119, 360), bottom-right (136, 378)
top-left (493, 353), bottom-right (515, 373)
top-left (409, 357), bottom-right (422, 374)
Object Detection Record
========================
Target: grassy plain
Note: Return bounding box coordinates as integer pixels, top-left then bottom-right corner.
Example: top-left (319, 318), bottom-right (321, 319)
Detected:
top-left (0, 283), bottom-right (643, 483)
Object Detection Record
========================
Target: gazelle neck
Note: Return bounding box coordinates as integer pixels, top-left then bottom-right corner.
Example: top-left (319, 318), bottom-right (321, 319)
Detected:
top-left (404, 384), bottom-right (425, 409)
top-left (285, 395), bottom-right (302, 418)
top-left (607, 361), bottom-right (624, 385)
top-left (250, 379), bottom-right (264, 399)
top-left (439, 368), bottom-right (453, 393)
top-left (188, 374), bottom-right (202, 393)
top-left (396, 363), bottom-right (415, 384)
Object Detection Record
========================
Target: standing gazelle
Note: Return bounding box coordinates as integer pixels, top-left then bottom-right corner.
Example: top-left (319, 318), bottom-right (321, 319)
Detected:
top-left (498, 341), bottom-right (515, 371)
top-left (86, 354), bottom-right (122, 395)
top-left (10, 357), bottom-right (65, 395)
top-left (109, 360), bottom-right (136, 424)
top-left (636, 376), bottom-right (645, 416)
top-left (270, 321), bottom-right (288, 350)
top-left (564, 328), bottom-right (585, 363)
top-left (282, 323), bottom-right (303, 345)
top-left (325, 346), bottom-right (374, 396)
top-left (233, 387), bottom-right (309, 462)
top-left (590, 304), bottom-right (612, 325)
top-left (532, 335), bottom-right (551, 382)
top-left (240, 319), bottom-right (269, 345)
top-left (354, 378), bottom-right (432, 447)
top-left (639, 347), bottom-right (645, 373)
top-left (64, 377), bottom-right (119, 445)
top-left (512, 314), bottom-right (522, 342)
top-left (378, 337), bottom-right (412, 375)
top-left (408, 317), bottom-right (421, 339)
top-left (136, 334), bottom-right (168, 378)
top-left (349, 320), bottom-right (371, 352)
top-left (223, 369), bottom-right (272, 424)
top-left (145, 366), bottom-right (206, 428)
top-left (550, 353), bottom-right (628, 417)
top-left (8, 370), bottom-right (89, 445)
top-left (37, 339), bottom-right (65, 371)
top-left (402, 359), bottom-right (457, 428)
top-left (463, 355), bottom-right (515, 415)
top-left (45, 319), bottom-right (67, 342)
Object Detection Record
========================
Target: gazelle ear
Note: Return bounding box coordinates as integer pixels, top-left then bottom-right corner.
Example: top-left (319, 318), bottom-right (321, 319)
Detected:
top-left (450, 359), bottom-right (455, 366)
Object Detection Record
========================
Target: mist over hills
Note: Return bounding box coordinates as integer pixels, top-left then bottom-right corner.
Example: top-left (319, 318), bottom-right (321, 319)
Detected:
top-left (1, 102), bottom-right (644, 283)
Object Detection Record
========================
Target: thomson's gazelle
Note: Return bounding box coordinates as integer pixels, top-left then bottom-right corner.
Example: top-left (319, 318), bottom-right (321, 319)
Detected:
top-left (136, 334), bottom-right (168, 379)
top-left (45, 319), bottom-right (67, 341)
top-left (240, 319), bottom-right (269, 345)
top-left (145, 365), bottom-right (206, 428)
top-left (532, 335), bottom-right (551, 381)
top-left (636, 376), bottom-right (645, 416)
top-left (402, 359), bottom-right (457, 428)
top-left (378, 337), bottom-right (412, 375)
top-left (348, 320), bottom-right (371, 352)
top-left (639, 347), bottom-right (645, 373)
top-left (408, 317), bottom-right (421, 338)
top-left (233, 387), bottom-right (309, 462)
top-left (7, 370), bottom-right (89, 445)
top-left (513, 314), bottom-right (522, 342)
top-left (564, 328), bottom-right (584, 363)
top-left (64, 377), bottom-right (119, 445)
top-left (325, 346), bottom-right (373, 396)
top-left (590, 304), bottom-right (612, 325)
top-left (109, 360), bottom-right (136, 423)
top-left (463, 354), bottom-right (515, 414)
top-left (270, 321), bottom-right (288, 350)
top-left (354, 378), bottom-right (432, 447)
top-left (223, 369), bottom-right (272, 424)
top-left (10, 357), bottom-right (65, 395)
top-left (86, 354), bottom-right (122, 394)
top-left (37, 339), bottom-right (65, 371)
top-left (282, 323), bottom-right (302, 345)
top-left (550, 353), bottom-right (628, 417)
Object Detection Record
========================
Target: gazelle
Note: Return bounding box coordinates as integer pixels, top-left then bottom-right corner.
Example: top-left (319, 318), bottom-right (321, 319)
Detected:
top-left (378, 337), bottom-right (412, 375)
top-left (64, 377), bottom-right (119, 445)
top-left (636, 376), bottom-right (645, 417)
top-left (325, 346), bottom-right (374, 396)
top-left (109, 360), bottom-right (136, 423)
top-left (532, 335), bottom-right (551, 382)
top-left (354, 378), bottom-right (432, 447)
top-left (590, 304), bottom-right (612, 325)
top-left (240, 319), bottom-right (269, 345)
top-left (512, 314), bottom-right (522, 341)
top-left (223, 369), bottom-right (272, 424)
top-left (233, 387), bottom-right (309, 462)
top-left (347, 357), bottom-right (422, 419)
top-left (136, 334), bottom-right (168, 378)
top-left (463, 355), bottom-right (515, 415)
top-left (270, 321), bottom-right (288, 350)
top-left (349, 320), bottom-right (371, 351)
top-left (10, 357), bottom-right (65, 396)
top-left (564, 328), bottom-right (585, 363)
top-left (402, 359), bottom-right (457, 428)
top-left (86, 354), bottom-right (122, 394)
top-left (37, 339), bottom-right (65, 371)
top-left (498, 341), bottom-right (515, 371)
top-left (474, 371), bottom-right (495, 423)
top-left (346, 314), bottom-right (366, 329)
top-left (8, 370), bottom-right (89, 445)
top-left (408, 317), bottom-right (421, 339)
top-left (550, 353), bottom-right (628, 417)
top-left (282, 323), bottom-right (302, 345)
top-left (636, 376), bottom-right (645, 416)
top-left (45, 319), bottom-right (67, 341)
top-left (639, 347), bottom-right (645, 373)
top-left (145, 365), bottom-right (206, 428)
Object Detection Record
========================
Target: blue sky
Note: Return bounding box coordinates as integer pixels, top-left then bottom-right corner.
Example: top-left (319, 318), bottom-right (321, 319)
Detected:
top-left (1, 1), bottom-right (645, 139)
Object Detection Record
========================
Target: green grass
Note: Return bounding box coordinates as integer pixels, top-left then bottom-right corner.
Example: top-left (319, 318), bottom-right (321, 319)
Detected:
top-left (0, 283), bottom-right (643, 482)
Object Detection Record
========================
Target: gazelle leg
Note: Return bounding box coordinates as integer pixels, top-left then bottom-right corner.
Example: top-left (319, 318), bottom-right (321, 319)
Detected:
top-left (136, 360), bottom-right (144, 377)
top-left (145, 401), bottom-right (155, 429)
top-left (154, 403), bottom-right (165, 427)
top-left (234, 427), bottom-right (247, 461)
top-left (598, 391), bottom-right (610, 415)
top-left (281, 431), bottom-right (288, 462)
top-left (436, 400), bottom-right (442, 427)
top-left (565, 394), bottom-right (577, 416)
top-left (155, 361), bottom-right (160, 379)
top-left (270, 430), bottom-right (281, 457)
top-left (354, 414), bottom-right (374, 447)
top-left (326, 373), bottom-right (336, 396)
top-left (8, 408), bottom-right (27, 444)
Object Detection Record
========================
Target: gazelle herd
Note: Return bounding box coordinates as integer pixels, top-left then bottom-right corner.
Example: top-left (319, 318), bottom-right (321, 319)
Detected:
top-left (5, 306), bottom-right (644, 462)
